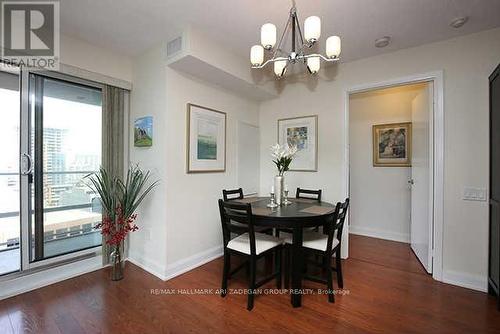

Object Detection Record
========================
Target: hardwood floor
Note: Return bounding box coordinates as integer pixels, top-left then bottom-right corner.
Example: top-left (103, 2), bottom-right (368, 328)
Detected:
top-left (1, 235), bottom-right (499, 333)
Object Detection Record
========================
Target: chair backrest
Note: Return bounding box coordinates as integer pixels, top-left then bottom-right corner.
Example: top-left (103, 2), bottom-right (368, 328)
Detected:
top-left (218, 199), bottom-right (257, 255)
top-left (222, 188), bottom-right (244, 201)
top-left (296, 188), bottom-right (322, 202)
top-left (325, 202), bottom-right (341, 254)
top-left (334, 198), bottom-right (350, 245)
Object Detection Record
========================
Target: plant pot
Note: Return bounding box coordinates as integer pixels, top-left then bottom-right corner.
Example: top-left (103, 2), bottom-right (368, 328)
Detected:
top-left (110, 246), bottom-right (124, 281)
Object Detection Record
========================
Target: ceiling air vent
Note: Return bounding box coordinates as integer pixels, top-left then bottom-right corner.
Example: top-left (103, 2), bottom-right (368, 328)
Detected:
top-left (166, 36), bottom-right (183, 58)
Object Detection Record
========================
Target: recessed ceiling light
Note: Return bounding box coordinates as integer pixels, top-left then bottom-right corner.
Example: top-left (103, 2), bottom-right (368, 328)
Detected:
top-left (450, 16), bottom-right (468, 28)
top-left (375, 36), bottom-right (391, 48)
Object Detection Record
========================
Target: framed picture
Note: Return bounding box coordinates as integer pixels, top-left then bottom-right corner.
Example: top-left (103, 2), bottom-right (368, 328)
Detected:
top-left (372, 122), bottom-right (412, 167)
top-left (134, 116), bottom-right (153, 147)
top-left (278, 115), bottom-right (318, 171)
top-left (186, 103), bottom-right (226, 173)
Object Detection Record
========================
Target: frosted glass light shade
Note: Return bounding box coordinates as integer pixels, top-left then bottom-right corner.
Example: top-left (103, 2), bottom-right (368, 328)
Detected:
top-left (307, 56), bottom-right (320, 74)
top-left (250, 45), bottom-right (264, 66)
top-left (274, 58), bottom-right (287, 77)
top-left (261, 23), bottom-right (277, 49)
top-left (304, 16), bottom-right (321, 43)
top-left (326, 36), bottom-right (341, 58)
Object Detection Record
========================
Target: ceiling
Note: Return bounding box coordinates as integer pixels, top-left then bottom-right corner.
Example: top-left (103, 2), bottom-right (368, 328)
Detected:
top-left (60, 0), bottom-right (500, 62)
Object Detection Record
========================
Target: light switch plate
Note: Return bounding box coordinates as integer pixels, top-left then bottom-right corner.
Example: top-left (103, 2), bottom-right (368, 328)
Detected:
top-left (143, 227), bottom-right (152, 241)
top-left (462, 187), bottom-right (487, 201)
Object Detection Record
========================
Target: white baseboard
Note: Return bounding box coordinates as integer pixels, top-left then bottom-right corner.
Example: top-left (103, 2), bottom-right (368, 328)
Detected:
top-left (349, 226), bottom-right (410, 243)
top-left (164, 245), bottom-right (223, 281)
top-left (0, 256), bottom-right (103, 300)
top-left (127, 246), bottom-right (223, 282)
top-left (126, 253), bottom-right (168, 280)
top-left (442, 269), bottom-right (488, 292)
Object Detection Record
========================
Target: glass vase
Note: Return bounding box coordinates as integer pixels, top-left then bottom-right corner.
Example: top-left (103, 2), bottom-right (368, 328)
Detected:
top-left (274, 175), bottom-right (284, 206)
top-left (110, 246), bottom-right (124, 281)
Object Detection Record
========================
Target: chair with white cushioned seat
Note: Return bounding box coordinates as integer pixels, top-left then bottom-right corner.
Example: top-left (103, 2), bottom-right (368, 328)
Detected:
top-left (284, 198), bottom-right (349, 303)
top-left (218, 199), bottom-right (283, 311)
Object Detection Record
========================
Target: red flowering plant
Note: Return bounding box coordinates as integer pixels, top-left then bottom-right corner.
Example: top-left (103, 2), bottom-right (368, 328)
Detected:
top-left (86, 166), bottom-right (158, 257)
top-left (95, 206), bottom-right (139, 246)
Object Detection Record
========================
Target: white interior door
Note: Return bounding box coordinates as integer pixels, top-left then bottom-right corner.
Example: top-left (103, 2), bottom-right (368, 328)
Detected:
top-left (410, 82), bottom-right (433, 273)
top-left (237, 122), bottom-right (260, 196)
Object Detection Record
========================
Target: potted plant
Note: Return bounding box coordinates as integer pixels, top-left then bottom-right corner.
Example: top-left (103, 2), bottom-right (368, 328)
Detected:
top-left (270, 143), bottom-right (297, 205)
top-left (86, 165), bottom-right (158, 281)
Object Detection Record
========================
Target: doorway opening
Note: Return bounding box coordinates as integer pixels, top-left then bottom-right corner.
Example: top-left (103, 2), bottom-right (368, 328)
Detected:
top-left (344, 73), bottom-right (444, 281)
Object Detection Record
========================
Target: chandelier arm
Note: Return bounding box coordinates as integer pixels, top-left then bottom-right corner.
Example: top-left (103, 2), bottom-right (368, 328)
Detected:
top-left (251, 57), bottom-right (280, 69)
top-left (299, 53), bottom-right (340, 62)
top-left (294, 11), bottom-right (305, 47)
top-left (273, 12), bottom-right (292, 59)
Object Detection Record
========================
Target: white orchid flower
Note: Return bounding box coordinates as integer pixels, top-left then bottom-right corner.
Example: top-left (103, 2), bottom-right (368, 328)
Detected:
top-left (270, 143), bottom-right (297, 176)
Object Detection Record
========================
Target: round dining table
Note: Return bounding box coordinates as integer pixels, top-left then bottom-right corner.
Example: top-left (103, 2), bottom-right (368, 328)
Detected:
top-left (234, 196), bottom-right (336, 307)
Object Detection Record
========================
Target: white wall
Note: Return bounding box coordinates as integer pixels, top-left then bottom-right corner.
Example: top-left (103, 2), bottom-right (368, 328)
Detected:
top-left (60, 34), bottom-right (132, 83)
top-left (349, 84), bottom-right (427, 242)
top-left (164, 69), bottom-right (260, 276)
top-left (259, 28), bottom-right (500, 291)
top-left (128, 45), bottom-right (168, 278)
top-left (128, 44), bottom-right (260, 279)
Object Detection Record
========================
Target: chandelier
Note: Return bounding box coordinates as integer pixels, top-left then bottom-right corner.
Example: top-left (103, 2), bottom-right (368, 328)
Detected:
top-left (250, 5), bottom-right (341, 78)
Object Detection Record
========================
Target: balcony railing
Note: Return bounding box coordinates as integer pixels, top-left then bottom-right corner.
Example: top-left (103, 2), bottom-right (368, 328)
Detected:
top-left (0, 170), bottom-right (102, 254)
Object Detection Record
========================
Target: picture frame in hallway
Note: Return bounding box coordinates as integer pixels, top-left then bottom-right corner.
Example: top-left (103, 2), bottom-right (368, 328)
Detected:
top-left (134, 116), bottom-right (153, 147)
top-left (186, 103), bottom-right (226, 173)
top-left (277, 115), bottom-right (318, 171)
top-left (372, 122), bottom-right (412, 167)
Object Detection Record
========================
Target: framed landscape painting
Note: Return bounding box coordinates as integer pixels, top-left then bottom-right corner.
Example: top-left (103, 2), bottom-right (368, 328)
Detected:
top-left (134, 116), bottom-right (153, 147)
top-left (278, 115), bottom-right (318, 171)
top-left (372, 122), bottom-right (412, 167)
top-left (186, 103), bottom-right (226, 173)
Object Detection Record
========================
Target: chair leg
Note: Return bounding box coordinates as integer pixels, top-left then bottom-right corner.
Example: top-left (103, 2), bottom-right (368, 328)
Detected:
top-left (326, 257), bottom-right (335, 303)
top-left (335, 249), bottom-right (343, 289)
top-left (275, 247), bottom-right (282, 289)
top-left (322, 254), bottom-right (328, 276)
top-left (265, 252), bottom-right (273, 273)
top-left (221, 251), bottom-right (230, 297)
top-left (247, 257), bottom-right (256, 311)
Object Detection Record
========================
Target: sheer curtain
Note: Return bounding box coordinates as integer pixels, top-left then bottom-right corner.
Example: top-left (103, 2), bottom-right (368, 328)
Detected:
top-left (101, 85), bottom-right (126, 264)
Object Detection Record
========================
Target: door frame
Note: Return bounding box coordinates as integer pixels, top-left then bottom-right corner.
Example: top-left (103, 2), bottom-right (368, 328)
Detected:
top-left (343, 71), bottom-right (444, 282)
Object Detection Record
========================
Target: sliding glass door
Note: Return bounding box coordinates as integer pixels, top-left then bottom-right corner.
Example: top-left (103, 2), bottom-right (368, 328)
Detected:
top-left (1, 68), bottom-right (104, 275)
top-left (0, 69), bottom-right (21, 275)
top-left (26, 73), bottom-right (103, 263)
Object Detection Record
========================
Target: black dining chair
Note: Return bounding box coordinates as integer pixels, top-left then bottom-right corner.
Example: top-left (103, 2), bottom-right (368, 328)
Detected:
top-left (218, 199), bottom-right (283, 310)
top-left (296, 188), bottom-right (322, 202)
top-left (222, 188), bottom-right (244, 201)
top-left (276, 187), bottom-right (322, 237)
top-left (222, 188), bottom-right (273, 235)
top-left (284, 198), bottom-right (349, 303)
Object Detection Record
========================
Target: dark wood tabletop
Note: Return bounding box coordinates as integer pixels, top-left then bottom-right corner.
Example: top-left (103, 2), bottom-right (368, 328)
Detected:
top-left (234, 196), bottom-right (336, 228)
